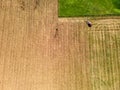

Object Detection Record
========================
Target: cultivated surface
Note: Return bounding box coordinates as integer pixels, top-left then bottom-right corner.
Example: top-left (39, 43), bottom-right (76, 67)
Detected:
top-left (0, 0), bottom-right (119, 90)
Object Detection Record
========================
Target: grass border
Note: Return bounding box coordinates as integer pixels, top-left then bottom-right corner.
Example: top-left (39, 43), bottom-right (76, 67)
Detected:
top-left (59, 14), bottom-right (120, 18)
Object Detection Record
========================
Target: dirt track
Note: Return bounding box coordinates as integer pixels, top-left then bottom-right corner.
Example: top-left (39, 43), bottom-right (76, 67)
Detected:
top-left (0, 0), bottom-right (120, 90)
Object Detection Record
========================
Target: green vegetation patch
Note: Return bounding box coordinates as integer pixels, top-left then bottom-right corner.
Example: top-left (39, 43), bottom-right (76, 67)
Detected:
top-left (59, 0), bottom-right (120, 17)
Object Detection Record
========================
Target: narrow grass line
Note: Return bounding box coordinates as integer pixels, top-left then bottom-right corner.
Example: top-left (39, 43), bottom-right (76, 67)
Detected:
top-left (115, 31), bottom-right (120, 90)
top-left (85, 27), bottom-right (90, 90)
top-left (95, 32), bottom-right (101, 90)
top-left (114, 31), bottom-right (118, 90)
top-left (89, 31), bottom-right (94, 90)
top-left (92, 31), bottom-right (95, 90)
top-left (72, 24), bottom-right (78, 90)
top-left (105, 31), bottom-right (110, 88)
top-left (117, 31), bottom-right (120, 90)
top-left (74, 23), bottom-right (78, 90)
top-left (101, 31), bottom-right (106, 89)
top-left (99, 32), bottom-right (102, 90)
top-left (82, 26), bottom-right (88, 90)
top-left (100, 31), bottom-right (104, 89)
top-left (76, 23), bottom-right (82, 90)
top-left (89, 32), bottom-right (94, 90)
top-left (114, 31), bottom-right (117, 90)
top-left (100, 31), bottom-right (104, 90)
top-left (102, 31), bottom-right (107, 89)
top-left (89, 31), bottom-right (93, 90)
top-left (97, 32), bottom-right (101, 90)
top-left (106, 31), bottom-right (110, 88)
top-left (108, 31), bottom-right (114, 89)
top-left (73, 24), bottom-right (78, 90)
top-left (118, 32), bottom-right (120, 90)
top-left (112, 31), bottom-right (117, 90)
top-left (102, 31), bottom-right (107, 88)
top-left (98, 31), bottom-right (102, 90)
top-left (84, 30), bottom-right (90, 89)
top-left (94, 32), bottom-right (98, 90)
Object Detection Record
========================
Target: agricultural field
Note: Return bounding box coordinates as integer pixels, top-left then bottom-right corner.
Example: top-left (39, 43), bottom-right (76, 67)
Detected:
top-left (59, 0), bottom-right (120, 89)
top-left (58, 18), bottom-right (120, 90)
top-left (59, 0), bottom-right (120, 16)
top-left (0, 0), bottom-right (120, 90)
top-left (88, 19), bottom-right (120, 90)
top-left (89, 30), bottom-right (120, 90)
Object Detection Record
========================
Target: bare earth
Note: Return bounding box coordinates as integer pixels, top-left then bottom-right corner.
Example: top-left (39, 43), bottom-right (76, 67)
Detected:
top-left (0, 0), bottom-right (120, 90)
